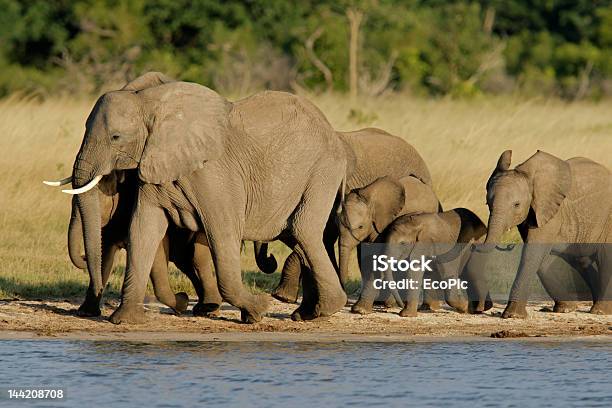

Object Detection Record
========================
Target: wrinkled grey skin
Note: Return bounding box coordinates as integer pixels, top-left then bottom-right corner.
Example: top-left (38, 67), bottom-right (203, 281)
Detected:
top-left (69, 170), bottom-right (222, 318)
top-left (268, 129), bottom-right (434, 304)
top-left (375, 208), bottom-right (490, 317)
top-left (71, 72), bottom-right (347, 324)
top-left (468, 150), bottom-right (612, 318)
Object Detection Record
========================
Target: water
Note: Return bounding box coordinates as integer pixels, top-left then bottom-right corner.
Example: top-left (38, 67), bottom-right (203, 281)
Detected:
top-left (0, 340), bottom-right (610, 407)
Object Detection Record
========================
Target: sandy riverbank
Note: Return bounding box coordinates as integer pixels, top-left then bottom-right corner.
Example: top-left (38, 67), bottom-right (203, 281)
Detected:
top-left (0, 297), bottom-right (610, 341)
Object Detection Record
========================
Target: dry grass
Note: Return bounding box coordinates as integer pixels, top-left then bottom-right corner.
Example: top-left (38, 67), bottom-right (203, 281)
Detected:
top-left (0, 92), bottom-right (610, 299)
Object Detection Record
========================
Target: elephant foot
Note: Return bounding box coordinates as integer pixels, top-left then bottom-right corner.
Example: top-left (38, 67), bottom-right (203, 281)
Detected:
top-left (469, 298), bottom-right (494, 314)
top-left (192, 302), bottom-right (221, 317)
top-left (351, 301), bottom-right (373, 315)
top-left (109, 306), bottom-right (146, 325)
top-left (239, 294), bottom-right (269, 324)
top-left (381, 297), bottom-right (398, 308)
top-left (76, 302), bottom-right (102, 318)
top-left (292, 291), bottom-right (347, 321)
top-left (553, 301), bottom-right (578, 313)
top-left (419, 300), bottom-right (441, 311)
top-left (501, 301), bottom-right (528, 319)
top-left (271, 284), bottom-right (299, 304)
top-left (446, 296), bottom-right (469, 314)
top-left (399, 306), bottom-right (418, 317)
top-left (173, 292), bottom-right (189, 315)
top-left (589, 301), bottom-right (612, 315)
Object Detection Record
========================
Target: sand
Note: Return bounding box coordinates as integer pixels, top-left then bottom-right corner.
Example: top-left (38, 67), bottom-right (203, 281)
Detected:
top-left (0, 297), bottom-right (609, 342)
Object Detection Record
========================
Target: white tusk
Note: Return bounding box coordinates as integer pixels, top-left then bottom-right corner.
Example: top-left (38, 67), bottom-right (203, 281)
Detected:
top-left (61, 175), bottom-right (103, 195)
top-left (43, 177), bottom-right (72, 187)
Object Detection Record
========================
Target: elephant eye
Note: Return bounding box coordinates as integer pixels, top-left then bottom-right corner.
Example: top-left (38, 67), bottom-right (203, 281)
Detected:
top-left (357, 225), bottom-right (364, 230)
top-left (514, 202), bottom-right (520, 208)
top-left (111, 134), bottom-right (121, 141)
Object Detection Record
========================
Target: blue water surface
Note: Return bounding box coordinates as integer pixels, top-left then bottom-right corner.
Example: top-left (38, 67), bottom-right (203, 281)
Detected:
top-left (0, 339), bottom-right (610, 407)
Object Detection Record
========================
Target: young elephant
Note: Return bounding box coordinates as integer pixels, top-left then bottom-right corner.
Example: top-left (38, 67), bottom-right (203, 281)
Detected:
top-left (336, 176), bottom-right (440, 314)
top-left (467, 150), bottom-right (612, 318)
top-left (377, 208), bottom-right (490, 317)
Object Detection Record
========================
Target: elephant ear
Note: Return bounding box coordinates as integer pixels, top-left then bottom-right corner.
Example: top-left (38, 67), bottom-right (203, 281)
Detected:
top-left (487, 150), bottom-right (512, 192)
top-left (139, 82), bottom-right (231, 184)
top-left (121, 71), bottom-right (176, 91)
top-left (496, 150), bottom-right (512, 171)
top-left (516, 150), bottom-right (571, 227)
top-left (359, 176), bottom-right (405, 233)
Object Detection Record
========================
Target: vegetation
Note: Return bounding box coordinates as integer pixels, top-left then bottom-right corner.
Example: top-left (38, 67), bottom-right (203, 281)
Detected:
top-left (0, 0), bottom-right (610, 99)
top-left (1, 93), bottom-right (610, 299)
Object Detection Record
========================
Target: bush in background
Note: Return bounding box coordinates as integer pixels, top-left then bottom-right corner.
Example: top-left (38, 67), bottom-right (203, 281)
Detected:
top-left (0, 0), bottom-right (610, 99)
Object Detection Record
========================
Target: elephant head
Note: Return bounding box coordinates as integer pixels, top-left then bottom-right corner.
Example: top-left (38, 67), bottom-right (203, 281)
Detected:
top-left (381, 213), bottom-right (438, 266)
top-left (337, 176), bottom-right (405, 286)
top-left (45, 72), bottom-right (230, 305)
top-left (484, 150), bottom-right (571, 245)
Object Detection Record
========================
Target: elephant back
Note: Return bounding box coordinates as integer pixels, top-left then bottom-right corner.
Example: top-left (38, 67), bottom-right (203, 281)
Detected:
top-left (338, 128), bottom-right (432, 191)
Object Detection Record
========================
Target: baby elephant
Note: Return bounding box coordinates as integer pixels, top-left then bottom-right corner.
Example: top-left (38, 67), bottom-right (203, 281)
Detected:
top-left (337, 175), bottom-right (440, 289)
top-left (368, 208), bottom-right (488, 317)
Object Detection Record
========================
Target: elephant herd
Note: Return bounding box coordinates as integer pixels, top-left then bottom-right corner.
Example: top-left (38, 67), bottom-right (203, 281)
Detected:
top-left (44, 72), bottom-right (612, 324)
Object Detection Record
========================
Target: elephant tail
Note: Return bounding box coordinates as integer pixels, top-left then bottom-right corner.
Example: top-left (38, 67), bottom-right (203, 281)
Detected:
top-left (253, 242), bottom-right (277, 274)
top-left (336, 174), bottom-right (347, 215)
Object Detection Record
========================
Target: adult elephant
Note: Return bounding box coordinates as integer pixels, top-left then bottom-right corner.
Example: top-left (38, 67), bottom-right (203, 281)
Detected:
top-left (468, 150), bottom-right (611, 318)
top-left (269, 128), bottom-right (434, 303)
top-left (57, 72), bottom-right (347, 324)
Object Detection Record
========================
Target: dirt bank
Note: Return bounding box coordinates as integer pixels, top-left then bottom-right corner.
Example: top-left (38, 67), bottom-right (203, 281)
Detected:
top-left (0, 297), bottom-right (610, 341)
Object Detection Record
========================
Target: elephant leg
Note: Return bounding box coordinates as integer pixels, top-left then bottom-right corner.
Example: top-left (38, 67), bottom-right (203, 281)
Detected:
top-left (109, 202), bottom-right (168, 324)
top-left (273, 220), bottom-right (338, 303)
top-left (590, 245), bottom-right (612, 314)
top-left (438, 257), bottom-right (469, 313)
top-left (539, 255), bottom-right (577, 313)
top-left (175, 260), bottom-right (204, 305)
top-left (272, 250), bottom-right (302, 304)
top-left (502, 244), bottom-right (553, 319)
top-left (149, 236), bottom-right (189, 315)
top-left (77, 238), bottom-right (118, 317)
top-left (291, 234), bottom-right (347, 321)
top-left (192, 238), bottom-right (222, 317)
top-left (290, 179), bottom-right (347, 320)
top-left (208, 233), bottom-right (269, 324)
top-left (351, 245), bottom-right (379, 315)
top-left (398, 266), bottom-right (424, 317)
top-left (463, 248), bottom-right (493, 313)
top-left (420, 267), bottom-right (443, 311)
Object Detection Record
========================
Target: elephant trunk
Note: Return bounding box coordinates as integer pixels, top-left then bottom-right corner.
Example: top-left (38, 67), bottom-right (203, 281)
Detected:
top-left (253, 242), bottom-right (277, 274)
top-left (68, 197), bottom-right (87, 269)
top-left (339, 238), bottom-right (357, 289)
top-left (484, 210), bottom-right (507, 248)
top-left (73, 166), bottom-right (103, 299)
